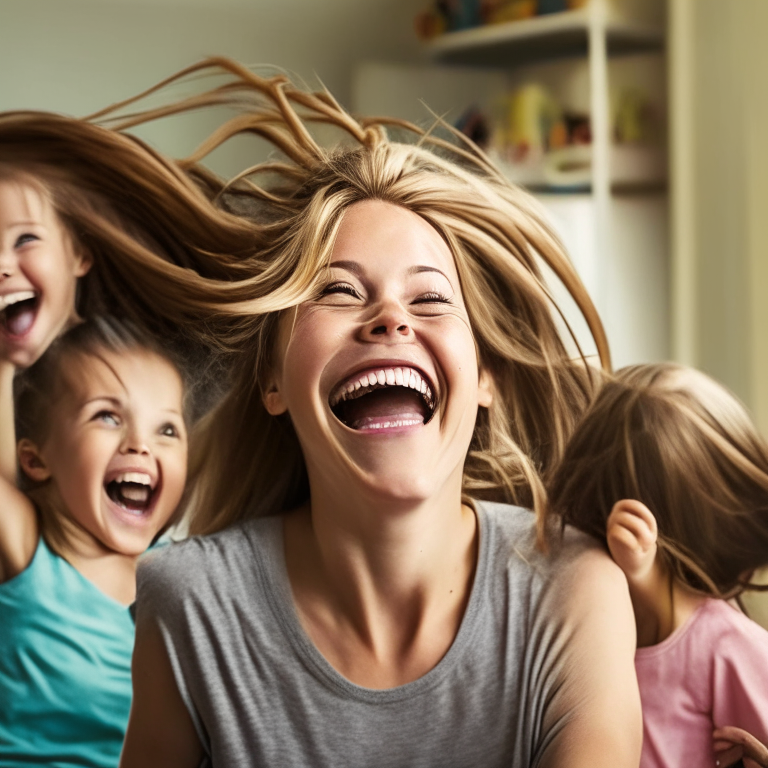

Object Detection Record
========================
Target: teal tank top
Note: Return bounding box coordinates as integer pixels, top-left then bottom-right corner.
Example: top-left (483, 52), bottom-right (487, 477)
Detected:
top-left (0, 536), bottom-right (134, 767)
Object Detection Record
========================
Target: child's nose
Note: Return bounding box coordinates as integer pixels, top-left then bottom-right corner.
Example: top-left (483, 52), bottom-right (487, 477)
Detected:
top-left (0, 247), bottom-right (17, 278)
top-left (120, 427), bottom-right (151, 456)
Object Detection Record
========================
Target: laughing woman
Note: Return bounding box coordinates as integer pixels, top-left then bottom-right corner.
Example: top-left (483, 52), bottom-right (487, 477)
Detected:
top-left (117, 59), bottom-right (641, 768)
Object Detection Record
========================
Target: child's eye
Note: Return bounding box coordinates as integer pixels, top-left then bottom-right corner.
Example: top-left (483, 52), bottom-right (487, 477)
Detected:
top-left (94, 411), bottom-right (120, 426)
top-left (15, 233), bottom-right (40, 248)
top-left (319, 281), bottom-right (361, 300)
top-left (159, 423), bottom-right (181, 439)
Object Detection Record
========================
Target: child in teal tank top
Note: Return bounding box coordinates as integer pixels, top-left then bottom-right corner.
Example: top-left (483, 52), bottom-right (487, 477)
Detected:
top-left (0, 110), bottom-right (263, 764)
top-left (0, 316), bottom-right (189, 767)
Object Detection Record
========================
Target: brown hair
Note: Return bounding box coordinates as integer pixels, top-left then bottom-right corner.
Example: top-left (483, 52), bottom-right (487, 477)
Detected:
top-left (0, 110), bottom-right (275, 347)
top-left (548, 363), bottom-right (768, 598)
top-left (95, 57), bottom-right (611, 538)
top-left (14, 316), bottom-right (191, 552)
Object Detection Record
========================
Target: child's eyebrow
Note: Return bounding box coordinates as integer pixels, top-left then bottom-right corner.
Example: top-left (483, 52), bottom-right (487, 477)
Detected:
top-left (7, 218), bottom-right (42, 228)
top-left (82, 396), bottom-right (122, 408)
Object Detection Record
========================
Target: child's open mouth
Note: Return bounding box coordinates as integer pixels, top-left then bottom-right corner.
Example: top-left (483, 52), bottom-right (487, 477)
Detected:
top-left (0, 291), bottom-right (39, 337)
top-left (329, 366), bottom-right (436, 431)
top-left (105, 471), bottom-right (157, 515)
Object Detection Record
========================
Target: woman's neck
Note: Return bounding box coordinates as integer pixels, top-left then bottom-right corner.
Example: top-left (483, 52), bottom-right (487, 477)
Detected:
top-left (283, 485), bottom-right (478, 688)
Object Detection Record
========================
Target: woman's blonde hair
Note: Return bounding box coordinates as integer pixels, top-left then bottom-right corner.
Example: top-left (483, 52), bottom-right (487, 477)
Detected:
top-left (548, 363), bottom-right (768, 598)
top-left (96, 58), bottom-right (611, 539)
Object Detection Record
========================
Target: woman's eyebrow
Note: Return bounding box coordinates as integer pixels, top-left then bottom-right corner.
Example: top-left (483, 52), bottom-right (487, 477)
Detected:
top-left (328, 260), bottom-right (362, 275)
top-left (408, 265), bottom-right (451, 282)
top-left (329, 261), bottom-right (451, 283)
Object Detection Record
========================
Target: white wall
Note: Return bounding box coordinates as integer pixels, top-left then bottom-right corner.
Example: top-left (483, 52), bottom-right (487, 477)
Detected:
top-left (0, 0), bottom-right (420, 174)
top-left (670, 0), bottom-right (768, 431)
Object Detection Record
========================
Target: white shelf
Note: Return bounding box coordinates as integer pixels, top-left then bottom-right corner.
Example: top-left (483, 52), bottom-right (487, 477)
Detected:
top-left (426, 8), bottom-right (663, 67)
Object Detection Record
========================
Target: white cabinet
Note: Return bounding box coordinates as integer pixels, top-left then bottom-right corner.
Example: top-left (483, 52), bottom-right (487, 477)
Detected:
top-left (353, 0), bottom-right (669, 368)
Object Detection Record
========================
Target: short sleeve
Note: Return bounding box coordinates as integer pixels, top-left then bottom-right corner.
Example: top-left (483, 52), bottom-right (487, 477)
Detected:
top-left (711, 612), bottom-right (768, 743)
top-left (532, 540), bottom-right (642, 767)
top-left (134, 542), bottom-right (211, 750)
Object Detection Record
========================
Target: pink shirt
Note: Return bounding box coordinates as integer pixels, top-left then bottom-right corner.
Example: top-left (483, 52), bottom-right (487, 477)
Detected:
top-left (635, 598), bottom-right (768, 768)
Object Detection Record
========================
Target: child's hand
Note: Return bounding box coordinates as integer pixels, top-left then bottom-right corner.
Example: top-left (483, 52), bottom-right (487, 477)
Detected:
top-left (714, 726), bottom-right (768, 768)
top-left (606, 499), bottom-right (658, 582)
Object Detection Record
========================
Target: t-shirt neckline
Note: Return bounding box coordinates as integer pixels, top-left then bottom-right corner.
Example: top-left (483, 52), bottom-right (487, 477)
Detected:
top-left (257, 500), bottom-right (491, 704)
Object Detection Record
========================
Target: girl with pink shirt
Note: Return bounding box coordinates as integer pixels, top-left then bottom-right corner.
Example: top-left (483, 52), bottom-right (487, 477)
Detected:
top-left (548, 362), bottom-right (768, 768)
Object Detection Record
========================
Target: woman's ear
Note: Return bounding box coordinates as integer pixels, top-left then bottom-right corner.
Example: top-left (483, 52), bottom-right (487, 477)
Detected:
top-left (17, 439), bottom-right (51, 483)
top-left (262, 380), bottom-right (288, 416)
top-left (477, 367), bottom-right (494, 408)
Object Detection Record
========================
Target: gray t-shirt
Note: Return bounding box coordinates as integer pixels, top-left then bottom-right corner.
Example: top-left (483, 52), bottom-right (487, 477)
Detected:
top-left (136, 500), bottom-right (597, 767)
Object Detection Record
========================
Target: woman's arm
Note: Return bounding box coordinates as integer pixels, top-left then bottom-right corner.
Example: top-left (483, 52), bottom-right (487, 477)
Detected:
top-left (0, 359), bottom-right (38, 583)
top-left (120, 618), bottom-right (204, 768)
top-left (538, 548), bottom-right (642, 768)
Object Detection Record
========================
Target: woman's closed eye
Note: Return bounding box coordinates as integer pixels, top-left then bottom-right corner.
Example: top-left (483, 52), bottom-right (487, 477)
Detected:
top-left (412, 291), bottom-right (452, 305)
top-left (319, 281), bottom-right (361, 301)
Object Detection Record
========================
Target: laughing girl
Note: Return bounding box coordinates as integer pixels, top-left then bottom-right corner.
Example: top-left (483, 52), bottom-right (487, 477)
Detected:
top-left (0, 318), bottom-right (188, 767)
top-left (117, 59), bottom-right (642, 768)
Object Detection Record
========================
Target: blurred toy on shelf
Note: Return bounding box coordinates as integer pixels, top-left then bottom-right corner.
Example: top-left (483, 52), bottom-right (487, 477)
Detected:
top-left (483, 0), bottom-right (537, 25)
top-left (415, 0), bottom-right (598, 40)
top-left (455, 105), bottom-right (491, 148)
top-left (452, 80), bottom-right (663, 190)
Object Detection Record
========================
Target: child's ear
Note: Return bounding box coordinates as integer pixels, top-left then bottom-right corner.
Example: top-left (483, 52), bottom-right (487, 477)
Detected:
top-left (74, 248), bottom-right (93, 278)
top-left (17, 439), bottom-right (51, 483)
top-left (477, 367), bottom-right (494, 408)
top-left (262, 379), bottom-right (288, 416)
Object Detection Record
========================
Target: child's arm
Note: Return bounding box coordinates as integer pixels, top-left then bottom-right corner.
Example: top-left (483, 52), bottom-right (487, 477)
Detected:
top-left (0, 360), bottom-right (15, 485)
top-left (607, 499), bottom-right (672, 646)
top-left (0, 359), bottom-right (39, 583)
top-left (714, 726), bottom-right (768, 768)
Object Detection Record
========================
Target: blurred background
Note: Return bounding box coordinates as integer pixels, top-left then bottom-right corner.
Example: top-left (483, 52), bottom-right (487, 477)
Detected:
top-left (3, 0), bottom-right (767, 614)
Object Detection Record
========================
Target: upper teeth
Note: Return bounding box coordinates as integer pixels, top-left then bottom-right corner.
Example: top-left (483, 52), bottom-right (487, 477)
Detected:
top-left (114, 471), bottom-right (152, 487)
top-left (0, 291), bottom-right (35, 310)
top-left (330, 366), bottom-right (434, 409)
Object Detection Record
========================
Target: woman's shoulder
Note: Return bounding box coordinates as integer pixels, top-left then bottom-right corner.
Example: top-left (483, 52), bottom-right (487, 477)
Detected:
top-left (476, 502), bottom-right (627, 614)
top-left (476, 499), bottom-right (604, 577)
top-left (137, 515), bottom-right (281, 602)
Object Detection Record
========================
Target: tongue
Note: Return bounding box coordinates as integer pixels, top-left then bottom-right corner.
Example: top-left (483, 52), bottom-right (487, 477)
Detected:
top-left (4, 302), bottom-right (36, 336)
top-left (341, 388), bottom-right (428, 431)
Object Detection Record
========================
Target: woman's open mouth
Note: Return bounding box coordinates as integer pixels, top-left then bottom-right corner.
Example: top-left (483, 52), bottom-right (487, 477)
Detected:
top-left (105, 472), bottom-right (158, 516)
top-left (0, 291), bottom-right (39, 337)
top-left (329, 366), bottom-right (437, 431)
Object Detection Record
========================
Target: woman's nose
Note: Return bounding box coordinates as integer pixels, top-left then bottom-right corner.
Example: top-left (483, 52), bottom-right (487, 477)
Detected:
top-left (362, 301), bottom-right (413, 340)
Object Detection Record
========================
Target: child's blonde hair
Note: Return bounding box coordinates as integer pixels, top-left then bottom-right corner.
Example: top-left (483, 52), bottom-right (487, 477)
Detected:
top-left (548, 363), bottom-right (768, 598)
top-left (96, 58), bottom-right (611, 537)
